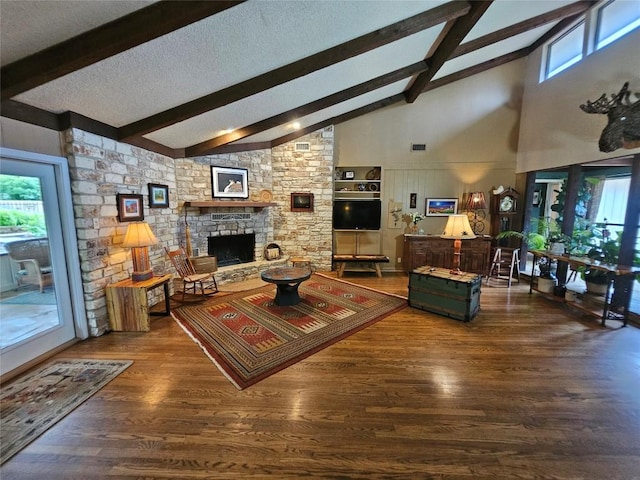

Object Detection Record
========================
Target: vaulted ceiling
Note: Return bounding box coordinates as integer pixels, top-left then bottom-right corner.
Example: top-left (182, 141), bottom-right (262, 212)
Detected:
top-left (0, 0), bottom-right (596, 158)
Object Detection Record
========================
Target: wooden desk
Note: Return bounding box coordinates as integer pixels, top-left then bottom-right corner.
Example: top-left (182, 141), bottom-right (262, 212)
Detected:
top-left (106, 274), bottom-right (172, 332)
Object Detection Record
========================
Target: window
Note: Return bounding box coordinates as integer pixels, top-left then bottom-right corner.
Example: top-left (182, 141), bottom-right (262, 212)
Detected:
top-left (542, 0), bottom-right (639, 82)
top-left (595, 0), bottom-right (640, 50)
top-left (545, 21), bottom-right (585, 79)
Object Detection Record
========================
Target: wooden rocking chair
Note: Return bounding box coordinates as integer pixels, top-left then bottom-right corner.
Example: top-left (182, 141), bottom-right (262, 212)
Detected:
top-left (165, 247), bottom-right (218, 301)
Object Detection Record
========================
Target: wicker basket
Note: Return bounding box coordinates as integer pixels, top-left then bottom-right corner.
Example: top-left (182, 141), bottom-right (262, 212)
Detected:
top-left (264, 243), bottom-right (281, 261)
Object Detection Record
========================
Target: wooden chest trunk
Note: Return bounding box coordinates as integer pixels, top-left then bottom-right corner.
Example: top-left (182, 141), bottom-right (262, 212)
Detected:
top-left (408, 266), bottom-right (482, 322)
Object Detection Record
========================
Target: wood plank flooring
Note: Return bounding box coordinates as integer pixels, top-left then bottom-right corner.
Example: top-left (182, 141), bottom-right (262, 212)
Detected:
top-left (2, 272), bottom-right (639, 479)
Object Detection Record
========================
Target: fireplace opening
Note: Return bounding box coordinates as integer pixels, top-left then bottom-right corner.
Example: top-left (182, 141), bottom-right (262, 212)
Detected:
top-left (208, 234), bottom-right (255, 267)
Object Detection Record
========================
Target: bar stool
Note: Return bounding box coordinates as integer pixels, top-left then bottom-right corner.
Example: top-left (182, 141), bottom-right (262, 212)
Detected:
top-left (486, 247), bottom-right (520, 287)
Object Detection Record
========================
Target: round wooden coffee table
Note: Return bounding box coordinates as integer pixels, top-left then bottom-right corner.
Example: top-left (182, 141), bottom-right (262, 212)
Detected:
top-left (260, 266), bottom-right (311, 306)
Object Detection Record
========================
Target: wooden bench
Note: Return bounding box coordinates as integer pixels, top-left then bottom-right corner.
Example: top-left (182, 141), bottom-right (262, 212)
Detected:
top-left (333, 254), bottom-right (390, 278)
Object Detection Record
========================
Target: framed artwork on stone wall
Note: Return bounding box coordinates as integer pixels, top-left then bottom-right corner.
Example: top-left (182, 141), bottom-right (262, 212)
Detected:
top-left (117, 193), bottom-right (144, 222)
top-left (291, 192), bottom-right (314, 212)
top-left (148, 183), bottom-right (169, 208)
top-left (211, 166), bottom-right (249, 199)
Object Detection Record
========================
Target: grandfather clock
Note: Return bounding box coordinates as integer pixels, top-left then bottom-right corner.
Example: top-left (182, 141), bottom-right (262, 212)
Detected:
top-left (490, 187), bottom-right (519, 237)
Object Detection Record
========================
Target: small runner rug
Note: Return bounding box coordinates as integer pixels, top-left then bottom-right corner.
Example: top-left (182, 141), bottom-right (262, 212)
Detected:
top-left (172, 274), bottom-right (406, 389)
top-left (0, 359), bottom-right (132, 464)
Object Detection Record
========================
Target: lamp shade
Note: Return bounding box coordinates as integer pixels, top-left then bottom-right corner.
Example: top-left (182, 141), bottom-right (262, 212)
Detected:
top-left (466, 191), bottom-right (486, 210)
top-left (441, 214), bottom-right (477, 240)
top-left (122, 222), bottom-right (159, 248)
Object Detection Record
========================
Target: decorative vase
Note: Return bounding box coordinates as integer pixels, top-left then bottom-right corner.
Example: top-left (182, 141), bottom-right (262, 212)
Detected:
top-left (411, 224), bottom-right (418, 234)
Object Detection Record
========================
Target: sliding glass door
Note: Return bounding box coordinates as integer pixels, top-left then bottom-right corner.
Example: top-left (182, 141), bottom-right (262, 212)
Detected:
top-left (0, 149), bottom-right (86, 377)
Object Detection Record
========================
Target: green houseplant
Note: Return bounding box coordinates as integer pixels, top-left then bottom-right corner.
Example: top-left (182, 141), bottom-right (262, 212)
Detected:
top-left (577, 224), bottom-right (640, 295)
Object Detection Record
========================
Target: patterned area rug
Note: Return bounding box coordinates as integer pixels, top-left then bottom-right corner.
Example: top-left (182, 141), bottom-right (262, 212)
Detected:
top-left (0, 359), bottom-right (132, 464)
top-left (172, 273), bottom-right (406, 389)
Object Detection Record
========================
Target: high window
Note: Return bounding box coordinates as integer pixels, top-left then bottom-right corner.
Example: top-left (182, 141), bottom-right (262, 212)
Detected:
top-left (545, 22), bottom-right (585, 79)
top-left (543, 0), bottom-right (639, 81)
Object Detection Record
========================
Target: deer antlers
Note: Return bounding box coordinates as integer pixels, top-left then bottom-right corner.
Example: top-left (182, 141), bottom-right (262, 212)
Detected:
top-left (580, 82), bottom-right (639, 113)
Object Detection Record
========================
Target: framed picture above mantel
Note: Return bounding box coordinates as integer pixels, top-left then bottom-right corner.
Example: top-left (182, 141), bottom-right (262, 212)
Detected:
top-left (211, 166), bottom-right (249, 199)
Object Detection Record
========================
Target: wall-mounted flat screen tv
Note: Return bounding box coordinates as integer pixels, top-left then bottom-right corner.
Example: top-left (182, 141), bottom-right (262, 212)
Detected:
top-left (333, 200), bottom-right (381, 230)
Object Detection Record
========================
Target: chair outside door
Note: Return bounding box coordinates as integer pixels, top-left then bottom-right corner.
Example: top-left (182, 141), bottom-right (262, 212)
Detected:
top-left (165, 247), bottom-right (218, 301)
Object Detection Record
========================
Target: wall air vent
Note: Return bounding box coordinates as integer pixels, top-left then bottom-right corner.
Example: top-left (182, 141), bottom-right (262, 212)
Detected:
top-left (211, 213), bottom-right (251, 221)
top-left (294, 142), bottom-right (311, 152)
top-left (411, 143), bottom-right (427, 152)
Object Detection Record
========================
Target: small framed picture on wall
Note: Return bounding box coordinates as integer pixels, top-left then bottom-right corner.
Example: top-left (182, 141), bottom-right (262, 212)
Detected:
top-left (291, 192), bottom-right (314, 212)
top-left (425, 198), bottom-right (458, 216)
top-left (148, 183), bottom-right (169, 208)
top-left (117, 193), bottom-right (144, 222)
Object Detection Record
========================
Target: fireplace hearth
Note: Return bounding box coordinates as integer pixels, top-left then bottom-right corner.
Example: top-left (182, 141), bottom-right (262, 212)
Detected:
top-left (208, 234), bottom-right (255, 266)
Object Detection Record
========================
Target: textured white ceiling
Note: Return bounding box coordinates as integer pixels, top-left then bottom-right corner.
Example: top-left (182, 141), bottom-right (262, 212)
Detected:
top-left (1, 0), bottom-right (584, 153)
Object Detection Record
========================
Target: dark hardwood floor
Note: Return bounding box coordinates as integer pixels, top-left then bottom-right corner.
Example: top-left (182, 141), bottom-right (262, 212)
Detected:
top-left (2, 272), bottom-right (639, 479)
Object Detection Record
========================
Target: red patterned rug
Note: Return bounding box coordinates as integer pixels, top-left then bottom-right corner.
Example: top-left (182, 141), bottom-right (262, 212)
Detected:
top-left (171, 274), bottom-right (406, 389)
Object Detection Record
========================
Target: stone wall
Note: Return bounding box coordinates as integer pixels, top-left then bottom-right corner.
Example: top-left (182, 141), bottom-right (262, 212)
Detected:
top-left (174, 150), bottom-right (273, 261)
top-left (64, 128), bottom-right (178, 336)
top-left (65, 126), bottom-right (334, 337)
top-left (272, 127), bottom-right (334, 270)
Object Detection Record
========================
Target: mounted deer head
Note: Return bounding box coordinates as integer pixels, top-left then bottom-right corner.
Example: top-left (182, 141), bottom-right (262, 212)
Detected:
top-left (580, 82), bottom-right (640, 152)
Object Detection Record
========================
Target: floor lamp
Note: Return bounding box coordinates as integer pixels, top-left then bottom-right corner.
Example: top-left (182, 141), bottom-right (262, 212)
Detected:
top-left (122, 221), bottom-right (159, 282)
top-left (441, 214), bottom-right (477, 274)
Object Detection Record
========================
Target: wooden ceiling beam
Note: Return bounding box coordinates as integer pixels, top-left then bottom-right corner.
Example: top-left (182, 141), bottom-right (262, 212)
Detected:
top-left (118, 2), bottom-right (470, 140)
top-left (0, 100), bottom-right (61, 130)
top-left (270, 46), bottom-right (533, 147)
top-left (200, 142), bottom-right (273, 155)
top-left (451, 1), bottom-right (596, 59)
top-left (270, 95), bottom-right (405, 148)
top-left (405, 1), bottom-right (492, 103)
top-left (422, 48), bottom-right (530, 93)
top-left (185, 61), bottom-right (428, 156)
top-left (1, 1), bottom-right (245, 100)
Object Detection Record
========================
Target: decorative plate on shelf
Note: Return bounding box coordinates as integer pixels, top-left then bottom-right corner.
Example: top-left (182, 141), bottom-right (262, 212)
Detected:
top-left (259, 189), bottom-right (273, 202)
top-left (365, 167), bottom-right (381, 180)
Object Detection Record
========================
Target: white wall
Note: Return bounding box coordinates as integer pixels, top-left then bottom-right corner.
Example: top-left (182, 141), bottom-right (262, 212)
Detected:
top-left (0, 117), bottom-right (63, 156)
top-left (517, 28), bottom-right (640, 173)
top-left (335, 60), bottom-right (526, 267)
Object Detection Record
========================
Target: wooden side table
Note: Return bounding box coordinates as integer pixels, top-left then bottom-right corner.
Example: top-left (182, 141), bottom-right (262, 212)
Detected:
top-left (260, 266), bottom-right (311, 306)
top-left (106, 274), bottom-right (172, 332)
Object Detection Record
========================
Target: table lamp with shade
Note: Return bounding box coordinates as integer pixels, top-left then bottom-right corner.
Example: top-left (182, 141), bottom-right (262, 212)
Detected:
top-left (122, 221), bottom-right (159, 281)
top-left (441, 214), bottom-right (476, 274)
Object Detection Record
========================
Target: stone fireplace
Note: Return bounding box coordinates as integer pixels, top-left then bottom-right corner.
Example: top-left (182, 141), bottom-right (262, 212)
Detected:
top-left (208, 233), bottom-right (255, 266)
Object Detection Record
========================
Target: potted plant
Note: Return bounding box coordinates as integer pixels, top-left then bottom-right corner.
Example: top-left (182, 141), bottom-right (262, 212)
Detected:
top-left (407, 212), bottom-right (425, 234)
top-left (496, 217), bottom-right (568, 252)
top-left (577, 223), bottom-right (640, 296)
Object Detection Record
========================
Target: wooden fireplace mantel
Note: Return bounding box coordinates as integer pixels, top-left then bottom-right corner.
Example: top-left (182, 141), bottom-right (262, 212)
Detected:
top-left (184, 200), bottom-right (277, 212)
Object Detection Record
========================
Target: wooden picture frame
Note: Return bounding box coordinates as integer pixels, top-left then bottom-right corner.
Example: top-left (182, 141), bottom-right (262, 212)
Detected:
top-left (117, 193), bottom-right (144, 222)
top-left (425, 198), bottom-right (458, 216)
top-left (211, 166), bottom-right (249, 199)
top-left (410, 193), bottom-right (417, 209)
top-left (148, 183), bottom-right (169, 208)
top-left (291, 192), bottom-right (314, 212)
